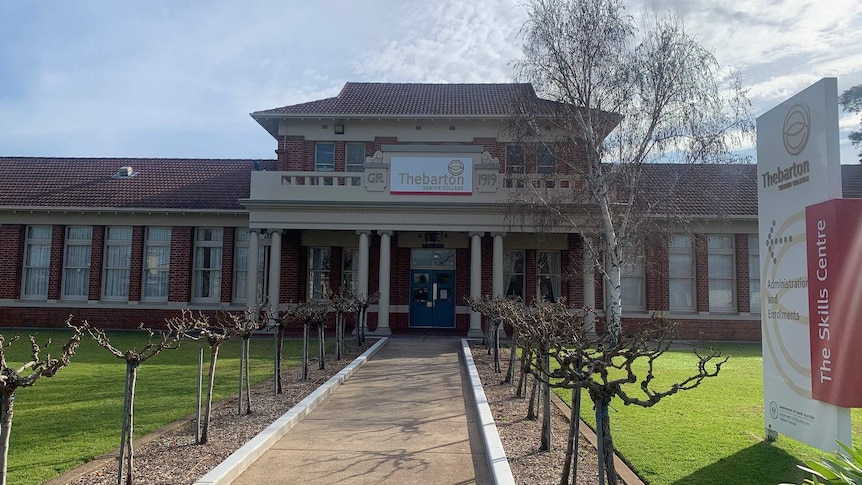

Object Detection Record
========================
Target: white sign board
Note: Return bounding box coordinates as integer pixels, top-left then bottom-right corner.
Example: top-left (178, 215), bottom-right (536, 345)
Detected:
top-left (755, 78), bottom-right (851, 451)
top-left (390, 157), bottom-right (472, 195)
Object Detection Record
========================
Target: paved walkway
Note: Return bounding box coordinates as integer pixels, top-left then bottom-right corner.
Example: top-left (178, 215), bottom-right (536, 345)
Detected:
top-left (232, 337), bottom-right (491, 485)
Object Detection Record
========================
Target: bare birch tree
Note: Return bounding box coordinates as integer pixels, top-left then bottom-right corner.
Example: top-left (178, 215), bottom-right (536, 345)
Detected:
top-left (0, 318), bottom-right (86, 485)
top-left (89, 319), bottom-right (193, 485)
top-left (512, 0), bottom-right (753, 338)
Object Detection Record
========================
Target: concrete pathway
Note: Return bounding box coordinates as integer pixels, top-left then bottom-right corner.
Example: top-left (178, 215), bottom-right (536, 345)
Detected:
top-left (232, 337), bottom-right (491, 485)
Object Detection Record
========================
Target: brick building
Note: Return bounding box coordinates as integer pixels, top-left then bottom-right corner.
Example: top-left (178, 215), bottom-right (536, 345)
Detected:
top-left (1, 82), bottom-right (859, 339)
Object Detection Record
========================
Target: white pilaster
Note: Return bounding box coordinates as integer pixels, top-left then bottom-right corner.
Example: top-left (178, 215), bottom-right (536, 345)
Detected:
top-left (357, 230), bottom-right (370, 298)
top-left (492, 233), bottom-right (504, 297)
top-left (246, 229), bottom-right (260, 308)
top-left (468, 232), bottom-right (484, 338)
top-left (370, 230), bottom-right (392, 336)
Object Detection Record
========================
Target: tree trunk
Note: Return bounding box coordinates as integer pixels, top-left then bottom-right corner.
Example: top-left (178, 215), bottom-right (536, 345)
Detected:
top-left (274, 325), bottom-right (284, 395)
top-left (117, 363), bottom-right (132, 485)
top-left (0, 390), bottom-right (16, 485)
top-left (595, 398), bottom-right (617, 485)
top-left (493, 321), bottom-right (501, 373)
top-left (335, 313), bottom-right (343, 360)
top-left (504, 329), bottom-right (518, 384)
top-left (301, 323), bottom-right (309, 381)
top-left (561, 385), bottom-right (582, 485)
top-left (527, 375), bottom-right (539, 420)
top-left (243, 339), bottom-right (252, 415)
top-left (121, 363), bottom-right (138, 485)
top-left (200, 345), bottom-right (219, 444)
top-left (237, 338), bottom-right (245, 415)
top-left (517, 345), bottom-right (531, 398)
top-left (540, 353), bottom-right (551, 452)
top-left (318, 322), bottom-right (325, 370)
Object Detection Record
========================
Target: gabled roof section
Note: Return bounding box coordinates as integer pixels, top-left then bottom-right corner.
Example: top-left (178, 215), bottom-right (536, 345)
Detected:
top-left (0, 158), bottom-right (277, 211)
top-left (253, 82), bottom-right (538, 117)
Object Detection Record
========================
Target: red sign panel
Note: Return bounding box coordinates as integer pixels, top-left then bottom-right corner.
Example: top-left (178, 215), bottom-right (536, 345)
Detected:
top-left (806, 198), bottom-right (862, 407)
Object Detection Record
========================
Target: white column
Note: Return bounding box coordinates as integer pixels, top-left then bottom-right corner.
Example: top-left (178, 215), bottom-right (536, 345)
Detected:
top-left (357, 230), bottom-right (370, 298)
top-left (246, 229), bottom-right (260, 308)
top-left (370, 230), bottom-right (392, 336)
top-left (268, 230), bottom-right (281, 317)
top-left (468, 232), bottom-right (484, 338)
top-left (492, 232), bottom-right (506, 337)
top-left (583, 235), bottom-right (596, 334)
top-left (492, 233), bottom-right (504, 297)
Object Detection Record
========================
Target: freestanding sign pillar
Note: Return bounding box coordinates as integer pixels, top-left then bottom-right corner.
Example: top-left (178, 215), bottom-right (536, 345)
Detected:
top-left (755, 77), bottom-right (851, 452)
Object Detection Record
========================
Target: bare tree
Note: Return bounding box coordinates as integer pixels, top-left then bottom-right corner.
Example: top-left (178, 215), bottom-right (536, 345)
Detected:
top-left (0, 318), bottom-right (86, 485)
top-left (512, 0), bottom-right (753, 339)
top-left (292, 300), bottom-right (331, 381)
top-left (473, 296), bottom-right (727, 485)
top-left (89, 319), bottom-right (194, 485)
top-left (329, 289), bottom-right (360, 361)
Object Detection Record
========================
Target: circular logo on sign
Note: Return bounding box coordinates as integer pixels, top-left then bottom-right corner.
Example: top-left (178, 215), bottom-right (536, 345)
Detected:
top-left (769, 401), bottom-right (779, 419)
top-left (783, 103), bottom-right (810, 156)
top-left (448, 159), bottom-right (464, 176)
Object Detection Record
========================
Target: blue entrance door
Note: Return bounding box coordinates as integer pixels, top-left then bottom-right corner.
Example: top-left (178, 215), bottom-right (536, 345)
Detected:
top-left (409, 269), bottom-right (456, 328)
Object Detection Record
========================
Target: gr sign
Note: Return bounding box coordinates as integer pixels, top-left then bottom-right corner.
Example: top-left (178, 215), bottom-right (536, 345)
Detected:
top-left (365, 168), bottom-right (387, 192)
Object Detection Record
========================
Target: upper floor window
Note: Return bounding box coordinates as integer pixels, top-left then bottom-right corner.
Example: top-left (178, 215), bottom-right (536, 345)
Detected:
top-left (62, 226), bottom-right (93, 300)
top-left (708, 235), bottom-right (736, 312)
top-left (537, 145), bottom-right (556, 175)
top-left (22, 226), bottom-right (51, 299)
top-left (537, 251), bottom-right (561, 302)
top-left (749, 235), bottom-right (760, 313)
top-left (503, 250), bottom-right (525, 300)
top-left (143, 227), bottom-right (171, 301)
top-left (103, 226), bottom-right (132, 300)
top-left (308, 247), bottom-right (331, 299)
top-left (506, 145), bottom-right (525, 174)
top-left (193, 228), bottom-right (223, 302)
top-left (315, 143), bottom-right (335, 172)
top-left (669, 234), bottom-right (695, 312)
top-left (345, 143), bottom-right (365, 172)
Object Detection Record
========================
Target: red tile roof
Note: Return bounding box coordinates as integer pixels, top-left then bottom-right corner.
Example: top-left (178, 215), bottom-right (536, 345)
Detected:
top-left (0, 158), bottom-right (277, 210)
top-left (253, 82), bottom-right (539, 117)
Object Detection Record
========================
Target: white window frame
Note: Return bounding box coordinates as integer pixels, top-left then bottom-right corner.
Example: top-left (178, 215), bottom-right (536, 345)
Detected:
top-left (62, 226), bottom-right (92, 300)
top-left (22, 225), bottom-right (52, 299)
top-left (192, 228), bottom-right (223, 303)
top-left (503, 250), bottom-right (525, 300)
top-left (749, 235), bottom-right (761, 313)
top-left (342, 247), bottom-right (358, 293)
top-left (669, 234), bottom-right (696, 312)
top-left (708, 234), bottom-right (736, 312)
top-left (620, 244), bottom-right (646, 311)
top-left (102, 226), bottom-right (132, 301)
top-left (308, 247), bottom-right (331, 300)
top-left (143, 227), bottom-right (171, 301)
top-left (537, 251), bottom-right (561, 302)
top-left (345, 143), bottom-right (365, 172)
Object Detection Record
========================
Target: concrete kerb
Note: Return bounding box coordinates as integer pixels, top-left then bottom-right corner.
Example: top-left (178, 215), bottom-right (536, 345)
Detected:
top-left (460, 338), bottom-right (517, 485)
top-left (193, 337), bottom-right (389, 485)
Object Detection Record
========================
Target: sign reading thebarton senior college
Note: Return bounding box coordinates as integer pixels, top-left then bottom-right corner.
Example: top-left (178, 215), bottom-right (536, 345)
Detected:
top-left (756, 78), bottom-right (851, 452)
top-left (390, 157), bottom-right (473, 195)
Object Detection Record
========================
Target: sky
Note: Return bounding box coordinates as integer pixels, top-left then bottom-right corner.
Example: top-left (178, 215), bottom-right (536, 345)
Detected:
top-left (1, 0), bottom-right (861, 163)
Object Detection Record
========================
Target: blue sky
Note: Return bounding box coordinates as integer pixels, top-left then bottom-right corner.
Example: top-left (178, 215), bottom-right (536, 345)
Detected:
top-left (1, 0), bottom-right (861, 162)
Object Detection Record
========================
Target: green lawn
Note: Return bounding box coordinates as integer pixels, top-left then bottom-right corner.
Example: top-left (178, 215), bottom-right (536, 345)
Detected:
top-left (0, 328), bottom-right (312, 485)
top-left (554, 343), bottom-right (862, 485)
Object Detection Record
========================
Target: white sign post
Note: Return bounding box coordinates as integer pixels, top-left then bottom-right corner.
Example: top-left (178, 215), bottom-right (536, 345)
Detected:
top-left (756, 78), bottom-right (851, 451)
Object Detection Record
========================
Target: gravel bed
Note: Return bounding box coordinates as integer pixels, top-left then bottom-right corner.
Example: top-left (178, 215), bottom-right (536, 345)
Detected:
top-left (471, 344), bottom-right (601, 485)
top-left (61, 340), bottom-right (371, 485)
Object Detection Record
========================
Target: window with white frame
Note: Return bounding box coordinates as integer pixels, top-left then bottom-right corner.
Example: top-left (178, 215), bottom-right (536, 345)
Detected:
top-left (537, 145), bottom-right (556, 174)
top-left (749, 235), bottom-right (761, 313)
top-left (345, 143), bottom-right (365, 172)
top-left (22, 226), bottom-right (51, 299)
top-left (708, 234), bottom-right (736, 312)
top-left (620, 244), bottom-right (645, 311)
top-left (669, 234), bottom-right (695, 312)
top-left (308, 247), bottom-right (331, 299)
top-left (315, 143), bottom-right (335, 172)
top-left (193, 228), bottom-right (223, 302)
top-left (537, 251), bottom-right (561, 302)
top-left (233, 229), bottom-right (250, 303)
top-left (62, 226), bottom-right (92, 300)
top-left (342, 247), bottom-right (358, 293)
top-left (102, 226), bottom-right (132, 300)
top-left (143, 227), bottom-right (171, 301)
top-left (503, 250), bottom-right (525, 300)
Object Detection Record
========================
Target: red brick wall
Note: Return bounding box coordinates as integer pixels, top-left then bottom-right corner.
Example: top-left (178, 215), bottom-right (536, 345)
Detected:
top-left (220, 228), bottom-right (235, 304)
top-left (646, 237), bottom-right (669, 311)
top-left (281, 230), bottom-right (301, 304)
top-left (621, 317), bottom-right (760, 341)
top-left (48, 225), bottom-right (65, 300)
top-left (0, 225), bottom-right (24, 300)
top-left (169, 227), bottom-right (192, 303)
top-left (392, 245), bottom-right (410, 306)
top-left (566, 234), bottom-right (583, 307)
top-left (129, 226), bottom-right (144, 302)
top-left (694, 234), bottom-right (709, 312)
top-left (282, 136), bottom-right (306, 171)
top-left (88, 226), bottom-right (105, 301)
top-left (736, 234), bottom-right (751, 313)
